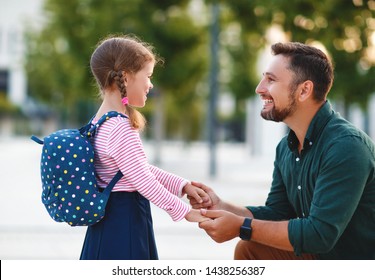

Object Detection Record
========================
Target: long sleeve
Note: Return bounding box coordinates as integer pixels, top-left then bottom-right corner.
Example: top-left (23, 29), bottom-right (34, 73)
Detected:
top-left (94, 117), bottom-right (191, 221)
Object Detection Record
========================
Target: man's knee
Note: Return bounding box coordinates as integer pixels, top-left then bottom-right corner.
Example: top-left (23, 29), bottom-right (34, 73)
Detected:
top-left (234, 240), bottom-right (316, 260)
top-left (234, 240), bottom-right (256, 260)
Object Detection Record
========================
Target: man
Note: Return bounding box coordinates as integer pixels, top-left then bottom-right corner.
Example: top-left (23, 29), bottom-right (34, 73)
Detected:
top-left (190, 42), bottom-right (375, 259)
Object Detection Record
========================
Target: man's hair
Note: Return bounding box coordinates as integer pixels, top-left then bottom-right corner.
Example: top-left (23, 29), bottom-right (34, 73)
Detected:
top-left (271, 42), bottom-right (334, 101)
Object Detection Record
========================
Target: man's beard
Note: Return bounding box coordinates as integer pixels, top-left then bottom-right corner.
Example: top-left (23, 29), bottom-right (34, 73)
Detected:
top-left (260, 91), bottom-right (297, 122)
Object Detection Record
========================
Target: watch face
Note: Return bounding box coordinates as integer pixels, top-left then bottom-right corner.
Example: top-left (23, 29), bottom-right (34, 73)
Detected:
top-left (240, 218), bottom-right (252, 240)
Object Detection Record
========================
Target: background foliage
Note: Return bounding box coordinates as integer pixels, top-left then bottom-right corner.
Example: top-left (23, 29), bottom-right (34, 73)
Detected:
top-left (25, 0), bottom-right (375, 140)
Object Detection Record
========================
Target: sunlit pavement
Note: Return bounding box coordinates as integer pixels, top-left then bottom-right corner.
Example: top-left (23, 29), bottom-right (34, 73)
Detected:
top-left (0, 137), bottom-right (273, 260)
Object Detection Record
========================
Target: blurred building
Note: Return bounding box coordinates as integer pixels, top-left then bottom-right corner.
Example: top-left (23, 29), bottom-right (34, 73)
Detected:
top-left (0, 0), bottom-right (44, 106)
top-left (0, 0), bottom-right (52, 136)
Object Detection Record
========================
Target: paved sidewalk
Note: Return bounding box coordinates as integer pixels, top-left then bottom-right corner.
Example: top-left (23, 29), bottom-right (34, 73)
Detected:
top-left (0, 137), bottom-right (274, 260)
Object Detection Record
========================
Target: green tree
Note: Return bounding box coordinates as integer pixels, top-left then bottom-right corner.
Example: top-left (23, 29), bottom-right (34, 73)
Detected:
top-left (224, 0), bottom-right (375, 111)
top-left (268, 0), bottom-right (375, 112)
top-left (25, 0), bottom-right (208, 140)
top-left (206, 0), bottom-right (374, 139)
top-left (141, 3), bottom-right (209, 140)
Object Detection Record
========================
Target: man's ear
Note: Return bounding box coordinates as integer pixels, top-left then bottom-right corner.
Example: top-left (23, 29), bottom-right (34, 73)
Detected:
top-left (298, 80), bottom-right (314, 102)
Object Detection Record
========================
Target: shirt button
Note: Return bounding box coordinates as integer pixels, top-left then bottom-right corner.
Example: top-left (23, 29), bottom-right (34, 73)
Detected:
top-left (296, 157), bottom-right (300, 162)
top-left (298, 185), bottom-right (301, 190)
top-left (309, 142), bottom-right (313, 146)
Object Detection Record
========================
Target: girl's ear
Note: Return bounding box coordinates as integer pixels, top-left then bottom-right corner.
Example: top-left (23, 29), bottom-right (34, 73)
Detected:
top-left (122, 71), bottom-right (134, 87)
top-left (122, 71), bottom-right (128, 86)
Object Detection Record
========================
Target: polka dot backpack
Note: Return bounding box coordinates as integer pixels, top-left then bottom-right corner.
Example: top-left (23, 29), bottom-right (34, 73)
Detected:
top-left (31, 111), bottom-right (126, 226)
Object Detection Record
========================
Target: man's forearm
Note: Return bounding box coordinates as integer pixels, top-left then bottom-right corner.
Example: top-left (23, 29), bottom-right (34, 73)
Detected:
top-left (251, 219), bottom-right (293, 251)
top-left (222, 204), bottom-right (293, 251)
top-left (222, 202), bottom-right (254, 218)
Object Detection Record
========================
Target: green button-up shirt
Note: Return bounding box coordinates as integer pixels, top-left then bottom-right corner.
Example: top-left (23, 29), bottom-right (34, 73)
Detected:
top-left (248, 101), bottom-right (375, 259)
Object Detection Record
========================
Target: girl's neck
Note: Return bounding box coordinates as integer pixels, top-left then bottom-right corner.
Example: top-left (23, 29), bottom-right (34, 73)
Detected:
top-left (95, 90), bottom-right (127, 119)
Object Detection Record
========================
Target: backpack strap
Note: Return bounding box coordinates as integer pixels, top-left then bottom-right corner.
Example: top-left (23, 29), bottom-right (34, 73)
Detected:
top-left (83, 111), bottom-right (127, 194)
top-left (101, 170), bottom-right (124, 197)
top-left (31, 135), bottom-right (44, 145)
top-left (80, 111), bottom-right (128, 138)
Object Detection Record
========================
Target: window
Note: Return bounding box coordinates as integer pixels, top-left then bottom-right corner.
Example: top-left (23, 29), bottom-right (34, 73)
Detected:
top-left (0, 70), bottom-right (9, 96)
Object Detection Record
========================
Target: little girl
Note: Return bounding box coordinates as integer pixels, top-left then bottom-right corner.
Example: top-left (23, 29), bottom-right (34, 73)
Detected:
top-left (80, 35), bottom-right (210, 260)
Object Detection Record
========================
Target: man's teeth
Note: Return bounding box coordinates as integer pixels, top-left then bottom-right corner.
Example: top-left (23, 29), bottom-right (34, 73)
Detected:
top-left (263, 99), bottom-right (273, 104)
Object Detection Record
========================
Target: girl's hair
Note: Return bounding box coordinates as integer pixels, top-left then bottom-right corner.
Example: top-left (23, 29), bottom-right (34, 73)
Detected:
top-left (271, 42), bottom-right (334, 102)
top-left (90, 34), bottom-right (161, 130)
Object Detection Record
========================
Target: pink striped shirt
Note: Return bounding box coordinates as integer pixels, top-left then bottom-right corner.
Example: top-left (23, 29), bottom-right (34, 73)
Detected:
top-left (92, 115), bottom-right (191, 221)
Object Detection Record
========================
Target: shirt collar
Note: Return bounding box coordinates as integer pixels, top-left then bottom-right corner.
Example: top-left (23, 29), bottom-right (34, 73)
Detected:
top-left (287, 100), bottom-right (334, 152)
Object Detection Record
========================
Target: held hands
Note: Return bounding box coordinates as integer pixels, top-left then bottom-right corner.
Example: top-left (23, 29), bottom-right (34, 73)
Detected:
top-left (186, 182), bottom-right (245, 243)
top-left (183, 183), bottom-right (212, 223)
top-left (187, 181), bottom-right (221, 210)
top-left (183, 183), bottom-right (212, 206)
top-left (183, 182), bottom-right (214, 223)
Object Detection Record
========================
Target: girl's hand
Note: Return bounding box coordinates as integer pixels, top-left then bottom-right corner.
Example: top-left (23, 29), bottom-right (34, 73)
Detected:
top-left (188, 181), bottom-right (221, 210)
top-left (185, 209), bottom-right (212, 223)
top-left (183, 183), bottom-right (211, 205)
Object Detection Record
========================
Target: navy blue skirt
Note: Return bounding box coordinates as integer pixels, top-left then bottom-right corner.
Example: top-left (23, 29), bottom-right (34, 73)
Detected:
top-left (80, 191), bottom-right (158, 260)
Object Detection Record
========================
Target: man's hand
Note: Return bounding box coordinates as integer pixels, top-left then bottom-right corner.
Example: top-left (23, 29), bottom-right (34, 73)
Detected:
top-left (198, 209), bottom-right (244, 243)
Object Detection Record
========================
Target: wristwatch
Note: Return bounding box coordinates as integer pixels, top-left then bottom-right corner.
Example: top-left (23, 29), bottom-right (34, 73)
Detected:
top-left (239, 218), bottom-right (252, 241)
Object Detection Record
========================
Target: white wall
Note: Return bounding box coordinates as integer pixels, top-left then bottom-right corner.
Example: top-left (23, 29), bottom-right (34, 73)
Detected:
top-left (0, 0), bottom-right (44, 104)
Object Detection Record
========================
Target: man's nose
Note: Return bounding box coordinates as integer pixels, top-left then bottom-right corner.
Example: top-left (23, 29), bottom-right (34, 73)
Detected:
top-left (255, 79), bottom-right (265, 95)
